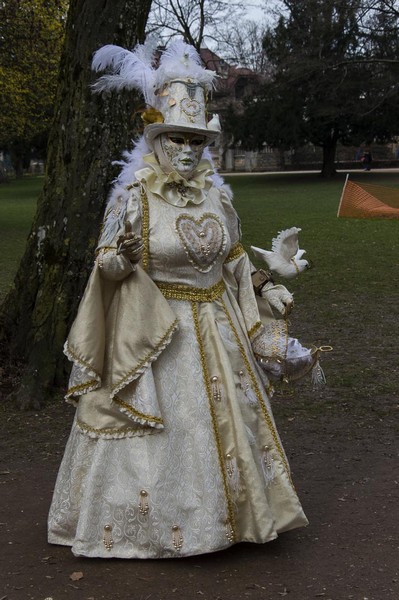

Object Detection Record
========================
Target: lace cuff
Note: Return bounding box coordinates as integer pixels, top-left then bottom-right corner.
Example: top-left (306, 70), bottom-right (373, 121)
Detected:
top-left (97, 248), bottom-right (136, 281)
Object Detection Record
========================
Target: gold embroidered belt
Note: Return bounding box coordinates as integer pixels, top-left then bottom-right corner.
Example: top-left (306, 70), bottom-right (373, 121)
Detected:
top-left (155, 279), bottom-right (225, 302)
top-left (224, 242), bottom-right (245, 263)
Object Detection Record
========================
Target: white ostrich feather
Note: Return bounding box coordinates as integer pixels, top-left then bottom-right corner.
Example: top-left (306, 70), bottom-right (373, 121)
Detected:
top-left (92, 44), bottom-right (128, 72)
top-left (155, 40), bottom-right (216, 90)
top-left (91, 38), bottom-right (217, 106)
top-left (251, 227), bottom-right (310, 279)
top-left (162, 39), bottom-right (202, 66)
top-left (97, 136), bottom-right (151, 248)
top-left (112, 136), bottom-right (151, 188)
top-left (210, 170), bottom-right (226, 188)
top-left (203, 147), bottom-right (225, 188)
top-left (91, 38), bottom-right (158, 104)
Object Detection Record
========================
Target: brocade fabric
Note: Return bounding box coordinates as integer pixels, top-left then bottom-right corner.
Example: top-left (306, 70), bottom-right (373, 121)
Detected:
top-left (48, 174), bottom-right (308, 558)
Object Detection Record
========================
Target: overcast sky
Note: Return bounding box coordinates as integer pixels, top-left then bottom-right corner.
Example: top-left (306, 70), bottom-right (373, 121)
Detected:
top-left (242, 1), bottom-right (280, 25)
top-left (244, 1), bottom-right (265, 21)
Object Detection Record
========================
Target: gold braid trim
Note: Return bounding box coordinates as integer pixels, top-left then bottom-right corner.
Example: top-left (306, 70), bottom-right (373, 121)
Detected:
top-left (220, 299), bottom-right (293, 486)
top-left (248, 321), bottom-right (263, 341)
top-left (66, 380), bottom-right (99, 397)
top-left (270, 320), bottom-right (289, 358)
top-left (111, 319), bottom-right (178, 394)
top-left (224, 242), bottom-right (245, 263)
top-left (76, 419), bottom-right (155, 438)
top-left (191, 301), bottom-right (237, 542)
top-left (113, 396), bottom-right (164, 425)
top-left (156, 279), bottom-right (225, 302)
top-left (140, 185), bottom-right (150, 271)
top-left (64, 342), bottom-right (101, 381)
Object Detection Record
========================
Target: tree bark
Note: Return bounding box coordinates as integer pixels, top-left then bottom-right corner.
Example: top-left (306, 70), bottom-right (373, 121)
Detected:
top-left (0, 0), bottom-right (152, 407)
top-left (320, 131), bottom-right (339, 177)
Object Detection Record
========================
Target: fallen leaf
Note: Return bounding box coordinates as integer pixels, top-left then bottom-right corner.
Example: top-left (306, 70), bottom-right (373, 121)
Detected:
top-left (69, 571), bottom-right (84, 581)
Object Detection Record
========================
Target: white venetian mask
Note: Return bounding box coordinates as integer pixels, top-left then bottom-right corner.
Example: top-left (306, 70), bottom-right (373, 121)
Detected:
top-left (153, 132), bottom-right (207, 178)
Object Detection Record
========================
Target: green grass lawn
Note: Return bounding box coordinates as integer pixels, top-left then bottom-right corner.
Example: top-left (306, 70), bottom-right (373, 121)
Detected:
top-left (0, 176), bottom-right (42, 301)
top-left (1, 170), bottom-right (399, 401)
top-left (230, 171), bottom-right (399, 400)
top-left (228, 171), bottom-right (399, 300)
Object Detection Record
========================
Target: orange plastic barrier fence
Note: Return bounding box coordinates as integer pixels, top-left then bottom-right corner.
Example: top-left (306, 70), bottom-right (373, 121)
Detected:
top-left (337, 177), bottom-right (399, 219)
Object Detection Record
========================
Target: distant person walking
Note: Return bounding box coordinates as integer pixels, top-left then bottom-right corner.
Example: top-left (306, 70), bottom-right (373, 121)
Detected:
top-left (361, 149), bottom-right (372, 171)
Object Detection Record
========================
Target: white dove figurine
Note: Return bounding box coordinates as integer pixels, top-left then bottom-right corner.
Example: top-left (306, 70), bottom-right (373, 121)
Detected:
top-left (251, 227), bottom-right (310, 279)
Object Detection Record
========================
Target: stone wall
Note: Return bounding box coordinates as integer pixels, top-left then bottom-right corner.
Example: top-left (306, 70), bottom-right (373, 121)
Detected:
top-left (213, 142), bottom-right (399, 172)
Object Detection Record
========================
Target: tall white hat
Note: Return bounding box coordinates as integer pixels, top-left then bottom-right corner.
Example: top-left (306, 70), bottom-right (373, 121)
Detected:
top-left (92, 39), bottom-right (221, 146)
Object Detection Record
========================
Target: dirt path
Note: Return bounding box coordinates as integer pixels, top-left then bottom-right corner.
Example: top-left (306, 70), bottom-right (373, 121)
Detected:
top-left (1, 384), bottom-right (397, 600)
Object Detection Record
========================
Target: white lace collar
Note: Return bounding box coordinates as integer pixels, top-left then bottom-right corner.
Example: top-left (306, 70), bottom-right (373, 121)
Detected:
top-left (134, 152), bottom-right (214, 207)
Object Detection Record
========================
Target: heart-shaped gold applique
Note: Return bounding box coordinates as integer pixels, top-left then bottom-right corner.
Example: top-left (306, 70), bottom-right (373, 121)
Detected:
top-left (180, 98), bottom-right (201, 117)
top-left (175, 213), bottom-right (226, 273)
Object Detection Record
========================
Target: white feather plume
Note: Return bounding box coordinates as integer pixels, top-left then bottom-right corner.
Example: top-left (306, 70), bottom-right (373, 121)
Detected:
top-left (203, 147), bottom-right (225, 188)
top-left (91, 38), bottom-right (217, 107)
top-left (92, 44), bottom-right (128, 72)
top-left (91, 37), bottom-right (158, 104)
top-left (155, 40), bottom-right (216, 90)
top-left (112, 136), bottom-right (151, 188)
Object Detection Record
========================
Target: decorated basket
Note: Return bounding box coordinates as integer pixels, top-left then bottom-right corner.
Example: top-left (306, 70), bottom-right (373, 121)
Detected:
top-left (252, 321), bottom-right (332, 386)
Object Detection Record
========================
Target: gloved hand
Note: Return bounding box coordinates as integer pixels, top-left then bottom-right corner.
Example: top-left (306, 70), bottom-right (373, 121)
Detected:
top-left (261, 282), bottom-right (294, 318)
top-left (116, 220), bottom-right (144, 264)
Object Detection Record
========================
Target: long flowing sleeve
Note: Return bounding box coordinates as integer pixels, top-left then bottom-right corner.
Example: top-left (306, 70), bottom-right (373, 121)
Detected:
top-left (63, 184), bottom-right (179, 438)
top-left (96, 185), bottom-right (142, 281)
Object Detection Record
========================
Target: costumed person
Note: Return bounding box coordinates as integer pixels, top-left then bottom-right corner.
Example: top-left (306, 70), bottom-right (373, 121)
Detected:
top-left (48, 40), bottom-right (317, 559)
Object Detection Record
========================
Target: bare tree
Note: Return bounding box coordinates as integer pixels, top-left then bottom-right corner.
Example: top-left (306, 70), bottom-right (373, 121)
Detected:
top-left (359, 0), bottom-right (399, 18)
top-left (217, 20), bottom-right (270, 73)
top-left (146, 0), bottom-right (248, 53)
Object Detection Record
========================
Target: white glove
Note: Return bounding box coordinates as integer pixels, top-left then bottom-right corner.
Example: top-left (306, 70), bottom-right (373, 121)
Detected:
top-left (261, 282), bottom-right (294, 318)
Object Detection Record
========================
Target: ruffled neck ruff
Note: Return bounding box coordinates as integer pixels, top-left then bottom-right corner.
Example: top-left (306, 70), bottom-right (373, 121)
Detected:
top-left (134, 152), bottom-right (214, 207)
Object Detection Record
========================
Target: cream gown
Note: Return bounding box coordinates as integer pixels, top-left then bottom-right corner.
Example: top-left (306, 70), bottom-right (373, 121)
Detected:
top-left (48, 158), bottom-right (308, 558)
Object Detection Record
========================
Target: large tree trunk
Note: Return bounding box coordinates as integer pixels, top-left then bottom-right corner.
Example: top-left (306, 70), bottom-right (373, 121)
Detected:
top-left (320, 130), bottom-right (339, 177)
top-left (0, 0), bottom-right (152, 408)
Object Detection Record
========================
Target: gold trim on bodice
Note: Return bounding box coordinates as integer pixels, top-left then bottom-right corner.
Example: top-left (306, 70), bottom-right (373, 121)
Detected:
top-left (224, 242), bottom-right (245, 263)
top-left (155, 279), bottom-right (225, 302)
top-left (140, 185), bottom-right (150, 271)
